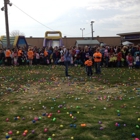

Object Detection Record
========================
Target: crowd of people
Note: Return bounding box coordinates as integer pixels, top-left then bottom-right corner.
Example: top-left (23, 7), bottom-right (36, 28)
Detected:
top-left (0, 44), bottom-right (140, 76)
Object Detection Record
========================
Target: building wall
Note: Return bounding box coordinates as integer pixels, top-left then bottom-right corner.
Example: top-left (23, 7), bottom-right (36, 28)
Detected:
top-left (131, 40), bottom-right (140, 45)
top-left (96, 37), bottom-right (121, 46)
top-left (25, 36), bottom-right (121, 48)
top-left (26, 37), bottom-right (44, 48)
top-left (119, 35), bottom-right (140, 45)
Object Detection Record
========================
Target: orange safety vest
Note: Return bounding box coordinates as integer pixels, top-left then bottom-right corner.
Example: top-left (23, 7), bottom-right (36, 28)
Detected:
top-left (84, 60), bottom-right (92, 66)
top-left (18, 50), bottom-right (22, 57)
top-left (93, 52), bottom-right (102, 62)
top-left (44, 50), bottom-right (48, 57)
top-left (27, 50), bottom-right (34, 60)
top-left (5, 50), bottom-right (11, 58)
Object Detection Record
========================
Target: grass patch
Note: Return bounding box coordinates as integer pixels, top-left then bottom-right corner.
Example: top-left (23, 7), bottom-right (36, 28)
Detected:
top-left (0, 65), bottom-right (140, 140)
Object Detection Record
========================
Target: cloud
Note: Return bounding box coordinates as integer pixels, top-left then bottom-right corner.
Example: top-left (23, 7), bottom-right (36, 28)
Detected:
top-left (96, 12), bottom-right (140, 33)
top-left (0, 0), bottom-right (140, 37)
top-left (92, 0), bottom-right (140, 33)
top-left (98, 12), bottom-right (140, 23)
top-left (85, 0), bottom-right (140, 11)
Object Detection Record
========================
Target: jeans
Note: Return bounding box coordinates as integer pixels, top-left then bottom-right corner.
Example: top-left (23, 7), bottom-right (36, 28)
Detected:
top-left (94, 62), bottom-right (101, 74)
top-left (117, 61), bottom-right (121, 67)
top-left (64, 61), bottom-right (70, 76)
top-left (53, 58), bottom-right (59, 65)
top-left (18, 57), bottom-right (22, 65)
top-left (87, 66), bottom-right (93, 76)
top-left (105, 57), bottom-right (109, 67)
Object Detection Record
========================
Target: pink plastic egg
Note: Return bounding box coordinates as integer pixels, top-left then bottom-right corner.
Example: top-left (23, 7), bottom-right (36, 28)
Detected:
top-left (22, 132), bottom-right (26, 136)
top-left (44, 128), bottom-right (48, 132)
top-left (8, 131), bottom-right (13, 135)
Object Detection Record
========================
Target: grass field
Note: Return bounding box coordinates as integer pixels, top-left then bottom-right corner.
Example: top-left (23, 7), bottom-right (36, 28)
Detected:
top-left (0, 65), bottom-right (140, 140)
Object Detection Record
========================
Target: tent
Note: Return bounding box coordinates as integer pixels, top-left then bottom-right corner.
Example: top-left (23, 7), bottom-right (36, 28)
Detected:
top-left (122, 41), bottom-right (134, 46)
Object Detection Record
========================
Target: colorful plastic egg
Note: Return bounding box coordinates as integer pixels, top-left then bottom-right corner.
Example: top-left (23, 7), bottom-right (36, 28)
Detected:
top-left (8, 131), bottom-right (13, 135)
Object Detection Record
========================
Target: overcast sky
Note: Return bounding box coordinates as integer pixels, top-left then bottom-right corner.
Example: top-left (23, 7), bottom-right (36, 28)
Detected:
top-left (0, 0), bottom-right (140, 38)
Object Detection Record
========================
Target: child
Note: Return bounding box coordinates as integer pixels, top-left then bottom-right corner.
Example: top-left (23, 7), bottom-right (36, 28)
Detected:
top-left (109, 54), bottom-right (114, 67)
top-left (127, 53), bottom-right (133, 69)
top-left (121, 57), bottom-right (124, 67)
top-left (35, 51), bottom-right (40, 65)
top-left (84, 56), bottom-right (93, 76)
top-left (135, 53), bottom-right (140, 68)
top-left (126, 53), bottom-right (130, 66)
top-left (21, 53), bottom-right (26, 65)
top-left (58, 54), bottom-right (64, 65)
top-left (13, 49), bottom-right (18, 66)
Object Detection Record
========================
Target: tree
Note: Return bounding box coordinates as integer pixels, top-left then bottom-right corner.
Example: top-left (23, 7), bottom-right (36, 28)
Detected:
top-left (10, 30), bottom-right (25, 37)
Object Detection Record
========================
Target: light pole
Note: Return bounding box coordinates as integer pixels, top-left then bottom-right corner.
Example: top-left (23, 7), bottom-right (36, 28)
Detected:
top-left (80, 28), bottom-right (85, 37)
top-left (91, 21), bottom-right (94, 40)
top-left (1, 0), bottom-right (12, 48)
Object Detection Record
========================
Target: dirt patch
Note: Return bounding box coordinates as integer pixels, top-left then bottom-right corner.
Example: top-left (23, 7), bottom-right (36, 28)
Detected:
top-left (101, 87), bottom-right (119, 93)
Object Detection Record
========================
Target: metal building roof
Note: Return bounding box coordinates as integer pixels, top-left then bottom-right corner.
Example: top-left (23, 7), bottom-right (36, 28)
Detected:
top-left (117, 32), bottom-right (140, 36)
top-left (76, 40), bottom-right (100, 45)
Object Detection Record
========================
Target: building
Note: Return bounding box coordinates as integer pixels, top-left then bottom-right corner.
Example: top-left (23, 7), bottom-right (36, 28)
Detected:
top-left (26, 36), bottom-right (121, 48)
top-left (117, 31), bottom-right (140, 45)
top-left (75, 40), bottom-right (100, 48)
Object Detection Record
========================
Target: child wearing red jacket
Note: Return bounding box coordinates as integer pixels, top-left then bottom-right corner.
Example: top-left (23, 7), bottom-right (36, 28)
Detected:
top-left (84, 56), bottom-right (93, 76)
top-left (128, 53), bottom-right (133, 69)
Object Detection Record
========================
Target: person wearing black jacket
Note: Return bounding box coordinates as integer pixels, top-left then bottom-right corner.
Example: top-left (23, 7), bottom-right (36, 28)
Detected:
top-left (0, 49), bottom-right (5, 65)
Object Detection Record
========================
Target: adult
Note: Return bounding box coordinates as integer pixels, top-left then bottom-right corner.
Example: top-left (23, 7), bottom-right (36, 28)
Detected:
top-left (64, 47), bottom-right (71, 77)
top-left (53, 48), bottom-right (60, 65)
top-left (18, 48), bottom-right (23, 65)
top-left (0, 49), bottom-right (5, 65)
top-left (27, 48), bottom-right (34, 65)
top-left (5, 48), bottom-right (11, 66)
top-left (44, 48), bottom-right (48, 65)
top-left (100, 46), bottom-right (105, 67)
top-left (93, 48), bottom-right (102, 74)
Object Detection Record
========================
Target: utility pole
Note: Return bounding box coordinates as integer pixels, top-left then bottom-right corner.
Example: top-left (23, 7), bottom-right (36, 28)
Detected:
top-left (91, 21), bottom-right (94, 40)
top-left (1, 0), bottom-right (12, 48)
top-left (80, 28), bottom-right (85, 37)
top-left (4, 0), bottom-right (10, 48)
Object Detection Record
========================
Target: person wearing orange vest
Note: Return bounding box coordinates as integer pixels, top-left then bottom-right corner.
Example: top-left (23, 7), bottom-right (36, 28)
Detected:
top-left (44, 49), bottom-right (48, 57)
top-left (93, 48), bottom-right (102, 74)
top-left (27, 48), bottom-right (34, 65)
top-left (84, 56), bottom-right (93, 76)
top-left (44, 48), bottom-right (48, 65)
top-left (5, 48), bottom-right (11, 66)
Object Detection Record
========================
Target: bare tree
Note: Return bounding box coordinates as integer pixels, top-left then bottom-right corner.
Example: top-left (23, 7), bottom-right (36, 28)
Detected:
top-left (10, 30), bottom-right (25, 37)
